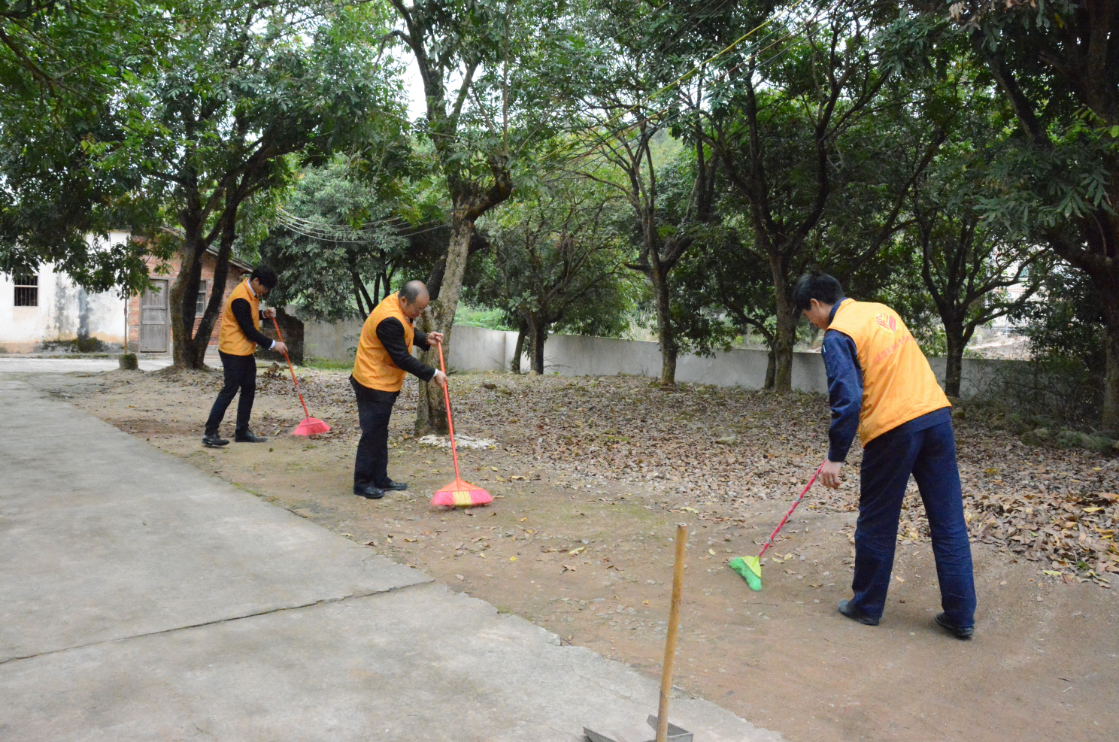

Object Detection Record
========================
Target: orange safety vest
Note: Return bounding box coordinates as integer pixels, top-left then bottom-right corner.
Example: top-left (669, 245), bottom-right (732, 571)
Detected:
top-left (827, 300), bottom-right (950, 445)
top-left (217, 279), bottom-right (261, 356)
top-left (353, 293), bottom-right (415, 392)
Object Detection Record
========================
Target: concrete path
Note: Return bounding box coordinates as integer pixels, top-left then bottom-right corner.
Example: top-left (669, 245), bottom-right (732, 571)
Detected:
top-left (0, 356), bottom-right (173, 374)
top-left (0, 376), bottom-right (780, 742)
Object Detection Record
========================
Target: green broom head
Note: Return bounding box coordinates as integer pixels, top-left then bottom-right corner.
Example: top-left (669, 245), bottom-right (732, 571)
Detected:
top-left (729, 556), bottom-right (763, 591)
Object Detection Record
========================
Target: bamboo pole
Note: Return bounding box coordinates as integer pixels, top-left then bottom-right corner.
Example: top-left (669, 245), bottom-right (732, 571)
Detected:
top-left (656, 523), bottom-right (687, 742)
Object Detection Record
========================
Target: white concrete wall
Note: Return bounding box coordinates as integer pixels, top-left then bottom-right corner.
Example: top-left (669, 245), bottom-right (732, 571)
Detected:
top-left (302, 317), bottom-right (365, 362)
top-left (303, 319), bottom-right (1012, 398)
top-left (0, 232), bottom-right (130, 352)
top-left (527, 332), bottom-right (809, 390)
top-left (448, 324), bottom-right (511, 373)
top-left (302, 321), bottom-right (514, 373)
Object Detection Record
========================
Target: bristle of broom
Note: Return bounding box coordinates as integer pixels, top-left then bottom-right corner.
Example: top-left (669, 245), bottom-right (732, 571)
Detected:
top-left (431, 479), bottom-right (492, 508)
top-left (729, 556), bottom-right (763, 591)
top-left (293, 418), bottom-right (331, 436)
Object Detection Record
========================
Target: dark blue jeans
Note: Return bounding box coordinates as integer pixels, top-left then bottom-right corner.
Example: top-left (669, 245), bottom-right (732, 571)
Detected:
top-left (851, 416), bottom-right (977, 628)
top-left (205, 352), bottom-right (257, 437)
top-left (351, 376), bottom-right (399, 489)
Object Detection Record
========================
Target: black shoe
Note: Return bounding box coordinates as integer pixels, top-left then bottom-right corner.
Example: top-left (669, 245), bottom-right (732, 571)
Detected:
top-left (202, 433), bottom-right (229, 448)
top-left (353, 485), bottom-right (386, 500)
top-left (837, 599), bottom-right (880, 626)
top-left (935, 612), bottom-right (974, 639)
top-left (380, 480), bottom-right (408, 491)
top-left (234, 431), bottom-right (268, 443)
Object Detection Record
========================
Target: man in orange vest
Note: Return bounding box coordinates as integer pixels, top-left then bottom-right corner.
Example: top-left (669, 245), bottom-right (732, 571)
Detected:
top-left (202, 266), bottom-right (288, 448)
top-left (350, 280), bottom-right (447, 499)
top-left (795, 271), bottom-right (976, 639)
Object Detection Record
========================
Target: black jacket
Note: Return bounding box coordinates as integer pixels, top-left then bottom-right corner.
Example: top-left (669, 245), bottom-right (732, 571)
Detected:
top-left (230, 298), bottom-right (274, 350)
top-left (375, 317), bottom-right (435, 382)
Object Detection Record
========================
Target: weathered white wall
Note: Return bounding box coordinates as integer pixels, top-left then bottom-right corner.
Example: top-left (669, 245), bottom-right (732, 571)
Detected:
top-left (926, 357), bottom-right (1010, 399)
top-left (302, 321), bottom-right (513, 374)
top-left (303, 319), bottom-right (1011, 398)
top-left (443, 328), bottom-right (830, 392)
top-left (0, 233), bottom-right (129, 352)
top-left (303, 317), bottom-right (365, 363)
top-left (450, 324), bottom-right (513, 373)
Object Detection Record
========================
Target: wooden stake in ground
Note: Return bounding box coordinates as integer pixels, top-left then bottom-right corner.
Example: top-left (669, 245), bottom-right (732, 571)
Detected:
top-left (656, 523), bottom-right (687, 742)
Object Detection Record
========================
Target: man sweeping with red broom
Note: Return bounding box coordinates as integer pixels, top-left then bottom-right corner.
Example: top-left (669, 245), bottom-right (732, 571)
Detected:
top-left (350, 280), bottom-right (446, 500)
top-left (203, 266), bottom-right (288, 448)
top-left (795, 270), bottom-right (977, 639)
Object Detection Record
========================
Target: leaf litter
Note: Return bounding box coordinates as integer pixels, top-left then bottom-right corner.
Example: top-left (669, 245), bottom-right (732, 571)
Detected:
top-left (156, 367), bottom-right (1118, 586)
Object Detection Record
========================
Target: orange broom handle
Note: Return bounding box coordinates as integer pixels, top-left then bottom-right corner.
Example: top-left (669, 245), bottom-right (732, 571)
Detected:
top-left (434, 339), bottom-right (462, 481)
top-left (758, 463), bottom-right (823, 559)
top-left (270, 316), bottom-right (312, 420)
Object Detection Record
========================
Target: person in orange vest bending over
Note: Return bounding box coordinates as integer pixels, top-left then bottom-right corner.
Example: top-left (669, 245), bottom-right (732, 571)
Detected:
top-left (795, 271), bottom-right (976, 639)
top-left (202, 266), bottom-right (288, 448)
top-left (350, 280), bottom-right (447, 500)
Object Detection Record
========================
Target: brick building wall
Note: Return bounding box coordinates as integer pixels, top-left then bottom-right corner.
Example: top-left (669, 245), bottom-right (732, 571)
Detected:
top-left (126, 252), bottom-right (250, 354)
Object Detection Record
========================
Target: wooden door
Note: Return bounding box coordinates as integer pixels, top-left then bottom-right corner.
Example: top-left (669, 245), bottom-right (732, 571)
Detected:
top-left (139, 279), bottom-right (169, 352)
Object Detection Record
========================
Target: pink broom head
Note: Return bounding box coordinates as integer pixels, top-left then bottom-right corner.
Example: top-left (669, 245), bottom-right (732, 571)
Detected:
top-left (292, 417), bottom-right (331, 437)
top-left (431, 477), bottom-right (492, 508)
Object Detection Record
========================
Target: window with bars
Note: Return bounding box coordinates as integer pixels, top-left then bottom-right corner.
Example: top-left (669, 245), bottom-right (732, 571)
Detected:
top-left (13, 274), bottom-right (38, 307)
top-left (196, 281), bottom-right (209, 316)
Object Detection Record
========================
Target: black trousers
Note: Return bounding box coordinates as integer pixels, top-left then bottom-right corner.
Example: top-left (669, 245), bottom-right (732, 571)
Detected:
top-left (205, 351), bottom-right (257, 436)
top-left (351, 375), bottom-right (399, 488)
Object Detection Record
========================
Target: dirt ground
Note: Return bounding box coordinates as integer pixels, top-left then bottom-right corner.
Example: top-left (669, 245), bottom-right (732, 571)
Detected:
top-left (32, 364), bottom-right (1119, 742)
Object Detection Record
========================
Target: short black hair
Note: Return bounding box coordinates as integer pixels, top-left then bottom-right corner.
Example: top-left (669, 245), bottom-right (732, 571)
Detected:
top-left (399, 280), bottom-right (428, 304)
top-left (793, 271), bottom-right (844, 312)
top-left (251, 265), bottom-right (278, 289)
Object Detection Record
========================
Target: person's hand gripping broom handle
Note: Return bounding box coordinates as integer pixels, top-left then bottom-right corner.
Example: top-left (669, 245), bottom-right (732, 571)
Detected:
top-left (270, 316), bottom-right (313, 422)
top-left (434, 339), bottom-right (463, 482)
top-left (758, 463), bottom-right (824, 560)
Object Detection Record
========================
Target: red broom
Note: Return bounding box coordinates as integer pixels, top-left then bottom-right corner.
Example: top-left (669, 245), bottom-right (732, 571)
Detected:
top-left (729, 463), bottom-right (823, 591)
top-left (270, 316), bottom-right (331, 437)
top-left (430, 339), bottom-right (491, 508)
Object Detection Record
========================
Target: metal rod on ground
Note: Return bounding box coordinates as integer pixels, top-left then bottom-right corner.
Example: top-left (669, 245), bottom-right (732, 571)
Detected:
top-left (657, 523), bottom-right (687, 742)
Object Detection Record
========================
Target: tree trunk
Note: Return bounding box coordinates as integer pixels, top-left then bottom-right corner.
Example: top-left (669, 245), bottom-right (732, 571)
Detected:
top-left (1047, 215), bottom-right (1119, 432)
top-left (650, 263), bottom-right (677, 388)
top-left (425, 253), bottom-right (447, 302)
top-left (764, 346), bottom-right (776, 390)
top-left (351, 271), bottom-right (368, 317)
top-left (511, 320), bottom-right (527, 373)
top-left (187, 214), bottom-right (237, 368)
top-left (943, 320), bottom-right (965, 398)
top-left (531, 317), bottom-right (547, 375)
top-left (351, 267), bottom-right (374, 317)
top-left (770, 265), bottom-right (796, 393)
top-left (170, 198), bottom-right (239, 370)
top-left (170, 231), bottom-right (206, 369)
top-left (414, 215), bottom-right (475, 436)
top-left (1102, 300), bottom-right (1119, 434)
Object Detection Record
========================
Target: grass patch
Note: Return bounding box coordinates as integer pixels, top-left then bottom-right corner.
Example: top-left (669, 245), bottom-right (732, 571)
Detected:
top-left (455, 304), bottom-right (513, 331)
top-left (301, 356), bottom-right (352, 372)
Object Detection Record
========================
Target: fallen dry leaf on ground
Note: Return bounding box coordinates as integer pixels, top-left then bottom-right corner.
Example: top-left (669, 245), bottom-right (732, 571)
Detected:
top-left (149, 367), bottom-right (1118, 585)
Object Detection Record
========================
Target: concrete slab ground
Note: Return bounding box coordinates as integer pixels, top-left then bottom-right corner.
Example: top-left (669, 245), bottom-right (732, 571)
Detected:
top-left (0, 356), bottom-right (173, 374)
top-left (0, 376), bottom-right (779, 742)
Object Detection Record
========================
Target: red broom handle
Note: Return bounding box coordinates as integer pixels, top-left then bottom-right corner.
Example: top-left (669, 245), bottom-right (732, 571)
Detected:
top-left (434, 339), bottom-right (462, 481)
top-left (758, 463), bottom-right (824, 559)
top-left (270, 316), bottom-right (312, 420)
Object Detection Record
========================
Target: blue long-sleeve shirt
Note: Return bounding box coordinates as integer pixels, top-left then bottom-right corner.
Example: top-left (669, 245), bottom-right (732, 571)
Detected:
top-left (821, 299), bottom-right (862, 462)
